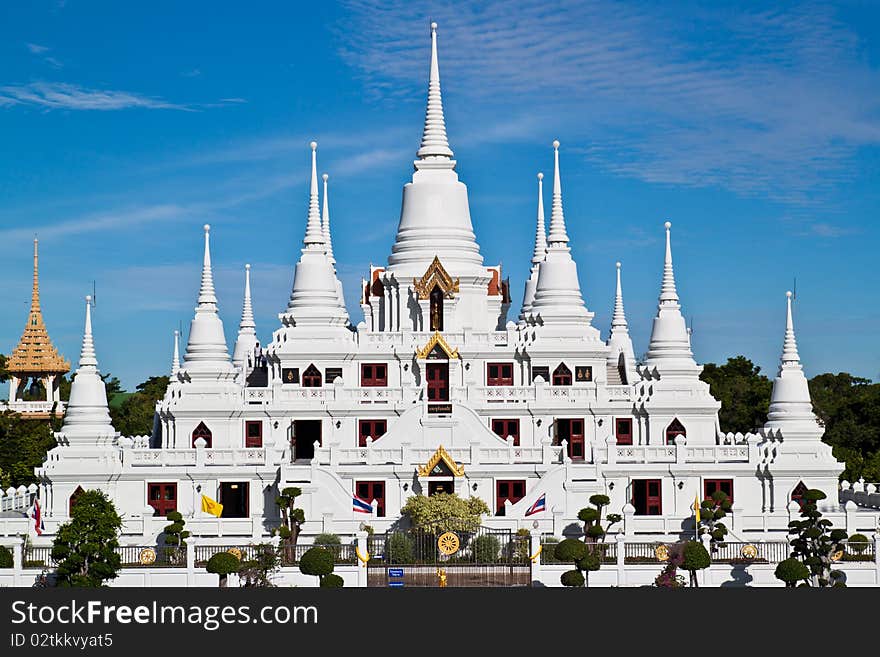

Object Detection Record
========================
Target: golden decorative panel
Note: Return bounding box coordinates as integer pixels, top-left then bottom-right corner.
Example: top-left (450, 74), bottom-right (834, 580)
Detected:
top-left (417, 445), bottom-right (465, 478)
top-left (413, 256), bottom-right (460, 300)
top-left (415, 331), bottom-right (459, 360)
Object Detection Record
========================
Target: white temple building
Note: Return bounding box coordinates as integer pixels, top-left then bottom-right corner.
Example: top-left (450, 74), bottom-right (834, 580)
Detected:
top-left (17, 23), bottom-right (878, 548)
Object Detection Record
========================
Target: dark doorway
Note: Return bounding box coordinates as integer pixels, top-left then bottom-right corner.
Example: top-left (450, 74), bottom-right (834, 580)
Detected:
top-left (556, 418), bottom-right (585, 460)
top-left (632, 479), bottom-right (662, 515)
top-left (428, 481), bottom-right (452, 496)
top-left (219, 482), bottom-right (249, 518)
top-left (426, 363), bottom-right (449, 402)
top-left (293, 420), bottom-right (321, 460)
top-left (429, 285), bottom-right (444, 331)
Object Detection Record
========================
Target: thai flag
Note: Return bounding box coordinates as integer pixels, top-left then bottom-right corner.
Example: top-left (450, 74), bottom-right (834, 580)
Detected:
top-left (30, 498), bottom-right (45, 536)
top-left (525, 493), bottom-right (546, 516)
top-left (353, 496), bottom-right (373, 514)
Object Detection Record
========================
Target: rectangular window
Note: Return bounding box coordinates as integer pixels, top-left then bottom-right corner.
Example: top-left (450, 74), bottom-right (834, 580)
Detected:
top-left (355, 481), bottom-right (385, 517)
top-left (632, 479), bottom-right (662, 516)
top-left (491, 419), bottom-right (520, 446)
top-left (615, 418), bottom-right (633, 445)
top-left (704, 479), bottom-right (734, 504)
top-left (245, 420), bottom-right (263, 448)
top-left (531, 366), bottom-right (550, 383)
top-left (486, 362), bottom-right (514, 386)
top-left (361, 363), bottom-right (388, 387)
top-left (147, 483), bottom-right (177, 517)
top-left (556, 418), bottom-right (585, 461)
top-left (325, 367), bottom-right (343, 384)
top-left (219, 482), bottom-right (249, 518)
top-left (358, 419), bottom-right (387, 447)
top-left (496, 480), bottom-right (526, 515)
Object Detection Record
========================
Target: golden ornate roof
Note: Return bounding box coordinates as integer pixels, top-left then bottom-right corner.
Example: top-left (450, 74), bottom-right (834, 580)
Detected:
top-left (413, 255), bottom-right (459, 300)
top-left (417, 445), bottom-right (465, 477)
top-left (415, 331), bottom-right (459, 360)
top-left (7, 239), bottom-right (69, 375)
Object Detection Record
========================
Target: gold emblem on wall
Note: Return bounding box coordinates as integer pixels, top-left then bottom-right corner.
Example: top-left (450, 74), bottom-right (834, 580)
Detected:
top-left (830, 549), bottom-right (844, 562)
top-left (740, 544), bottom-right (758, 560)
top-left (413, 256), bottom-right (460, 300)
top-left (227, 547), bottom-right (243, 561)
top-left (138, 548), bottom-right (157, 565)
top-left (655, 544), bottom-right (670, 561)
top-left (437, 532), bottom-right (460, 556)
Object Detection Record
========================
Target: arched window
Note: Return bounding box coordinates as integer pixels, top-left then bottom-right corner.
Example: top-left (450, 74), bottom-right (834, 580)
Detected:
top-left (429, 285), bottom-right (444, 331)
top-left (69, 486), bottom-right (85, 516)
top-left (665, 418), bottom-right (686, 445)
top-left (192, 421), bottom-right (212, 448)
top-left (302, 364), bottom-right (322, 388)
top-left (791, 481), bottom-right (809, 509)
top-left (552, 363), bottom-right (572, 386)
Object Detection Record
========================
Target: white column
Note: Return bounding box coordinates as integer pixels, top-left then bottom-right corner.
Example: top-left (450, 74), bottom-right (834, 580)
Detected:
top-left (383, 279), bottom-right (391, 332)
top-left (616, 533), bottom-right (626, 587)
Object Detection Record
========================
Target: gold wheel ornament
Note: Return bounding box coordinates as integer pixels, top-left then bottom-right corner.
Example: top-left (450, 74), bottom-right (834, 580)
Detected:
top-left (138, 548), bottom-right (157, 565)
top-left (437, 532), bottom-right (460, 556)
top-left (227, 547), bottom-right (243, 561)
top-left (830, 549), bottom-right (844, 562)
top-left (740, 544), bottom-right (758, 560)
top-left (654, 544), bottom-right (670, 562)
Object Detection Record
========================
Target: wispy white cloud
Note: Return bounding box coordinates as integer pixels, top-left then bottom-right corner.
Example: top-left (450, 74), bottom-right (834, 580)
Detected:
top-left (337, 0), bottom-right (880, 205)
top-left (26, 43), bottom-right (50, 54)
top-left (0, 81), bottom-right (189, 111)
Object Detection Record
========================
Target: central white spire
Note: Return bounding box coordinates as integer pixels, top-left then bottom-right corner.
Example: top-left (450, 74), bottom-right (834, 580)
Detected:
top-left (416, 22), bottom-right (453, 162)
top-left (233, 264), bottom-right (258, 374)
top-left (58, 296), bottom-right (116, 441)
top-left (519, 172), bottom-right (547, 323)
top-left (387, 23), bottom-right (483, 275)
top-left (547, 141), bottom-right (570, 248)
top-left (181, 224), bottom-right (235, 379)
top-left (606, 262), bottom-right (638, 383)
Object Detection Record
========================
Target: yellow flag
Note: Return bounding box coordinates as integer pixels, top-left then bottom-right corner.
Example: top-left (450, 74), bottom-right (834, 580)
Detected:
top-left (694, 494), bottom-right (701, 524)
top-left (201, 494), bottom-right (223, 518)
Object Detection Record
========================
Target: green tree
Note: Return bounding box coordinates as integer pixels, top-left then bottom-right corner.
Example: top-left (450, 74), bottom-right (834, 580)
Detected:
top-left (0, 412), bottom-right (56, 487)
top-left (239, 544), bottom-right (280, 587)
top-left (700, 357), bottom-right (772, 433)
top-left (681, 540), bottom-right (710, 588)
top-left (0, 353), bottom-right (9, 383)
top-left (578, 494), bottom-right (622, 545)
top-left (110, 376), bottom-right (169, 437)
top-left (781, 488), bottom-right (848, 587)
top-left (400, 493), bottom-right (489, 533)
top-left (52, 490), bottom-right (122, 587)
top-left (775, 558), bottom-right (810, 587)
top-left (699, 490), bottom-right (733, 549)
top-left (162, 511), bottom-right (189, 565)
top-left (274, 487), bottom-right (305, 562)
top-left (553, 538), bottom-right (601, 587)
top-left (299, 546), bottom-right (335, 586)
top-left (206, 552), bottom-right (240, 588)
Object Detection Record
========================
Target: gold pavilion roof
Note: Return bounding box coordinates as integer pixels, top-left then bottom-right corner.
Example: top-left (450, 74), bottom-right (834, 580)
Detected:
top-left (6, 239), bottom-right (69, 375)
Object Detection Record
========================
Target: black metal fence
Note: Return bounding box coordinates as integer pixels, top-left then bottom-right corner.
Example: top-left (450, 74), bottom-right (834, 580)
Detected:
top-left (367, 526), bottom-right (529, 566)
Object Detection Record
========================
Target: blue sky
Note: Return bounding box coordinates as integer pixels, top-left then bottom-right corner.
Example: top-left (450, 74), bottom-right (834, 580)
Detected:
top-left (1, 0), bottom-right (878, 390)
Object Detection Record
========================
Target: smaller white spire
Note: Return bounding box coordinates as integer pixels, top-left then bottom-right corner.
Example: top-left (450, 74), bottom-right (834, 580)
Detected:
top-left (322, 173), bottom-right (335, 265)
top-left (198, 224), bottom-right (217, 307)
top-left (233, 264), bottom-right (259, 373)
top-left (659, 220), bottom-right (678, 304)
top-left (303, 142), bottom-right (325, 247)
top-left (781, 290), bottom-right (800, 365)
top-left (532, 172), bottom-right (547, 264)
top-left (416, 22), bottom-right (453, 162)
top-left (171, 329), bottom-right (180, 377)
top-left (606, 262), bottom-right (638, 383)
top-left (79, 295), bottom-right (97, 368)
top-left (547, 140), bottom-right (570, 249)
top-left (611, 262), bottom-right (627, 329)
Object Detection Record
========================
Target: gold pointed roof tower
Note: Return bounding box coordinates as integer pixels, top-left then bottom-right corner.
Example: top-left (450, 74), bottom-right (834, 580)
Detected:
top-left (7, 239), bottom-right (70, 375)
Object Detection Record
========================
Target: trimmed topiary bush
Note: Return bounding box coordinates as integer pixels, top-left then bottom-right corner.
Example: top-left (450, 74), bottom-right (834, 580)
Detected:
top-left (681, 540), bottom-right (710, 587)
top-left (299, 547), bottom-right (334, 586)
top-left (560, 569), bottom-right (585, 587)
top-left (848, 533), bottom-right (869, 554)
top-left (472, 534), bottom-right (501, 563)
top-left (554, 538), bottom-right (587, 563)
top-left (206, 552), bottom-right (241, 588)
top-left (775, 557), bottom-right (810, 587)
top-left (0, 545), bottom-right (13, 568)
top-left (320, 573), bottom-right (344, 588)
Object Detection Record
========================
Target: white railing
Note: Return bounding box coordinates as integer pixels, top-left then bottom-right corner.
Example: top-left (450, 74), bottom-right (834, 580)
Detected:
top-left (343, 387), bottom-right (403, 403)
top-left (128, 449), bottom-right (197, 466)
top-left (606, 385), bottom-right (633, 401)
top-left (614, 446), bottom-right (676, 463)
top-left (313, 443), bottom-right (553, 467)
top-left (2, 400), bottom-right (64, 414)
top-left (126, 447), bottom-right (267, 467)
top-left (685, 445), bottom-right (749, 463)
top-left (205, 448), bottom-right (266, 466)
top-left (244, 388), bottom-right (272, 403)
top-left (0, 484), bottom-right (37, 513)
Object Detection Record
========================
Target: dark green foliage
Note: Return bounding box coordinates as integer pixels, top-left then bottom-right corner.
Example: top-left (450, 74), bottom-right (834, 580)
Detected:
top-left (775, 558), bottom-right (810, 587)
top-left (0, 411), bottom-right (56, 488)
top-left (781, 488), bottom-right (847, 587)
top-left (239, 544), bottom-right (280, 587)
top-left (472, 534), bottom-right (500, 562)
top-left (809, 373), bottom-right (880, 482)
top-left (654, 542), bottom-right (687, 588)
top-left (576, 551), bottom-right (601, 572)
top-left (681, 541), bottom-right (710, 578)
top-left (275, 487), bottom-right (305, 556)
top-left (848, 534), bottom-right (869, 554)
top-left (163, 511), bottom-right (190, 547)
top-left (206, 552), bottom-right (240, 588)
top-left (554, 538), bottom-right (587, 562)
top-left (320, 573), bottom-right (344, 588)
top-left (299, 547), bottom-right (334, 578)
top-left (0, 545), bottom-right (13, 568)
top-left (108, 376), bottom-right (169, 437)
top-left (52, 490), bottom-right (122, 587)
top-left (577, 494), bottom-right (621, 547)
top-left (700, 357), bottom-right (772, 433)
top-left (313, 533), bottom-right (341, 546)
top-left (385, 532), bottom-right (415, 564)
top-left (699, 491), bottom-right (733, 547)
top-left (560, 569), bottom-right (585, 587)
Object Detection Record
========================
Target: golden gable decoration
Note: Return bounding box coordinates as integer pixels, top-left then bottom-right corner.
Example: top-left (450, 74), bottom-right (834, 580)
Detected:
top-left (415, 331), bottom-right (459, 360)
top-left (417, 445), bottom-right (465, 477)
top-left (413, 256), bottom-right (460, 300)
top-left (7, 239), bottom-right (69, 375)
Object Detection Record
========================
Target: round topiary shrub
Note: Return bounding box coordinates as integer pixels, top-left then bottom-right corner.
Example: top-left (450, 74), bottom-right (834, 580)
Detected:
top-left (848, 533), bottom-right (869, 554)
top-left (560, 569), bottom-right (585, 587)
top-left (775, 557), bottom-right (810, 587)
top-left (385, 532), bottom-right (414, 564)
top-left (577, 508), bottom-right (599, 523)
top-left (0, 545), bottom-right (13, 568)
top-left (576, 550), bottom-right (601, 573)
top-left (682, 541), bottom-right (710, 571)
top-left (472, 534), bottom-right (500, 563)
top-left (320, 573), bottom-right (344, 588)
top-left (554, 538), bottom-right (587, 563)
top-left (299, 547), bottom-right (334, 581)
top-left (206, 552), bottom-right (240, 588)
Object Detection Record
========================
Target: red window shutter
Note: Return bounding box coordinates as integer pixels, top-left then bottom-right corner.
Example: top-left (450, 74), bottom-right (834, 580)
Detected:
top-left (245, 421), bottom-right (263, 448)
top-left (615, 418), bottom-right (633, 445)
